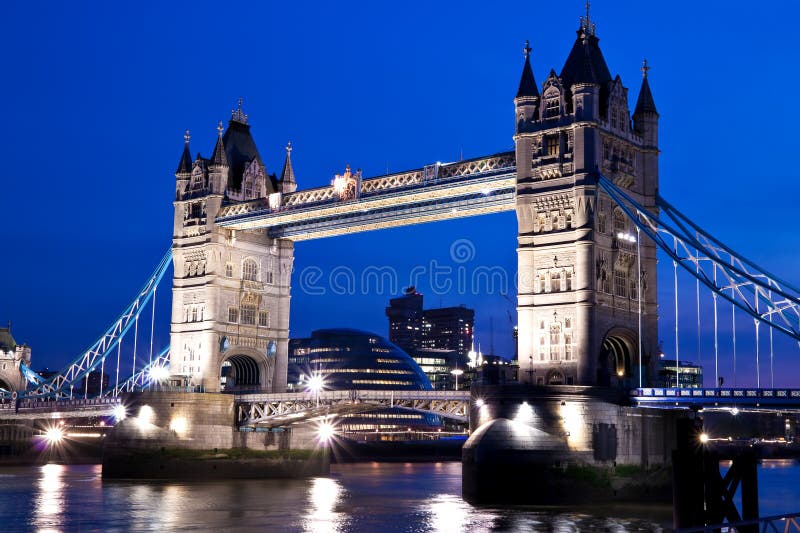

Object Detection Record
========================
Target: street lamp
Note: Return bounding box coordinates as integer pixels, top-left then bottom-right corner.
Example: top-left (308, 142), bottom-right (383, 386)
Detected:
top-left (307, 374), bottom-right (324, 407)
top-left (450, 368), bottom-right (464, 391)
top-left (618, 228), bottom-right (643, 389)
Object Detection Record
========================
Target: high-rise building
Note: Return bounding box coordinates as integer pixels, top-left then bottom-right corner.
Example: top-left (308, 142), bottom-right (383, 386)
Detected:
top-left (385, 288), bottom-right (474, 389)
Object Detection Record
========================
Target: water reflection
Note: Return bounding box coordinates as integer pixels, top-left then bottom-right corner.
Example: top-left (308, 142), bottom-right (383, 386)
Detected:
top-left (305, 476), bottom-right (346, 532)
top-left (32, 463), bottom-right (65, 532)
top-left (3, 461), bottom-right (798, 531)
top-left (427, 493), bottom-right (472, 532)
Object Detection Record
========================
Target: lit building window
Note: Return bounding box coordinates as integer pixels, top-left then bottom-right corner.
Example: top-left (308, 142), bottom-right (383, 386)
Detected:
top-left (614, 269), bottom-right (627, 298)
top-left (241, 305), bottom-right (256, 325)
top-left (550, 324), bottom-right (561, 360)
top-left (242, 259), bottom-right (258, 281)
top-left (544, 134), bottom-right (559, 156)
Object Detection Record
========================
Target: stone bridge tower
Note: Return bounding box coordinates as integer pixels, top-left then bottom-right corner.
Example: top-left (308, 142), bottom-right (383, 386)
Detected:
top-left (515, 14), bottom-right (659, 387)
top-left (170, 102), bottom-right (294, 393)
top-left (0, 324), bottom-right (31, 393)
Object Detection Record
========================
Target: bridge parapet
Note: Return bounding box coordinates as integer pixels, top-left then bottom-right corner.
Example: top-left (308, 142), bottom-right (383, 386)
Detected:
top-left (632, 388), bottom-right (800, 409)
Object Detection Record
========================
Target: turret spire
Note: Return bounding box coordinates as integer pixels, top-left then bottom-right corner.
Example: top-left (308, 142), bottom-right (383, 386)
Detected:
top-left (516, 39), bottom-right (539, 98)
top-left (231, 97), bottom-right (248, 124)
top-left (176, 129), bottom-right (192, 174)
top-left (634, 59), bottom-right (658, 116)
top-left (580, 1), bottom-right (596, 41)
top-left (211, 121), bottom-right (228, 166)
top-left (280, 141), bottom-right (297, 193)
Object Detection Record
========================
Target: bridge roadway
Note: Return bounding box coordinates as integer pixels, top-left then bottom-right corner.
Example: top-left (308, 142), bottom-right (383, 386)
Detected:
top-left (215, 152), bottom-right (516, 240)
top-left (5, 387), bottom-right (800, 425)
top-left (234, 389), bottom-right (471, 428)
top-left (0, 397), bottom-right (121, 420)
top-left (632, 387), bottom-right (800, 410)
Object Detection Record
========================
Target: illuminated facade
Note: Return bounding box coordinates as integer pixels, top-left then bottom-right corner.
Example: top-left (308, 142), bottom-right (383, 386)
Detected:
top-left (657, 360), bottom-right (703, 388)
top-left (0, 325), bottom-right (30, 393)
top-left (287, 329), bottom-right (432, 391)
top-left (287, 329), bottom-right (439, 432)
top-left (514, 14), bottom-right (659, 387)
top-left (171, 102), bottom-right (295, 393)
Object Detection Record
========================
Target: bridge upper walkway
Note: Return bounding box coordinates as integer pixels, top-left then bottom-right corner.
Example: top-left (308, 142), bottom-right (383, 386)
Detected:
top-left (215, 152), bottom-right (516, 240)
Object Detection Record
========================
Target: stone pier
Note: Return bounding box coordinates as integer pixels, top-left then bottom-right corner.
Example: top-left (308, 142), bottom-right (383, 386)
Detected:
top-left (463, 384), bottom-right (681, 504)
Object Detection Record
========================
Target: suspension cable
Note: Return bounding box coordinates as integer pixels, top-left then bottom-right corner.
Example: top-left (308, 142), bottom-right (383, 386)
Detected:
top-left (732, 283), bottom-right (737, 387)
top-left (674, 236), bottom-right (680, 388)
top-left (755, 290), bottom-right (761, 389)
top-left (637, 224), bottom-right (643, 389)
top-left (696, 247), bottom-right (701, 383)
top-left (713, 263), bottom-right (719, 388)
top-left (115, 337), bottom-right (122, 396)
top-left (769, 288), bottom-right (775, 388)
top-left (132, 315), bottom-right (139, 381)
top-left (149, 286), bottom-right (157, 368)
top-left (100, 356), bottom-right (105, 398)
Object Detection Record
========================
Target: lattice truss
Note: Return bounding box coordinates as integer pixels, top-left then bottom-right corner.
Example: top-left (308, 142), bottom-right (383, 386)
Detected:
top-left (599, 175), bottom-right (800, 342)
top-left (217, 153), bottom-right (516, 219)
top-left (237, 391), bottom-right (470, 427)
top-left (1, 250), bottom-right (174, 400)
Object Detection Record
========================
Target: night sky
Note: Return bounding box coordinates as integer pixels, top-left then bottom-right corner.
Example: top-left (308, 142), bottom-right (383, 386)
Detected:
top-left (1, 1), bottom-right (799, 386)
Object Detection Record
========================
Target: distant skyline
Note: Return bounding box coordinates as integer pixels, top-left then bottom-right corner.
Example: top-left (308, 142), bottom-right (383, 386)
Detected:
top-left (2, 1), bottom-right (799, 386)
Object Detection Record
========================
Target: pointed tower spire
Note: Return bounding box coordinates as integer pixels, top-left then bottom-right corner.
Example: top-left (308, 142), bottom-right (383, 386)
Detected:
top-left (211, 121), bottom-right (228, 166)
top-left (280, 141), bottom-right (297, 193)
top-left (516, 40), bottom-right (539, 98)
top-left (176, 129), bottom-right (192, 174)
top-left (231, 97), bottom-right (248, 124)
top-left (634, 58), bottom-right (658, 116)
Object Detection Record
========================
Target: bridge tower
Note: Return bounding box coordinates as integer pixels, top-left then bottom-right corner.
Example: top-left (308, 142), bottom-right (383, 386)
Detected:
top-left (0, 324), bottom-right (31, 393)
top-left (170, 102), bottom-right (294, 393)
top-left (515, 14), bottom-right (660, 387)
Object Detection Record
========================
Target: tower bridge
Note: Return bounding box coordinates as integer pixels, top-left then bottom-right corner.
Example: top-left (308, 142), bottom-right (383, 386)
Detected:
top-left (1, 9), bottom-right (798, 408)
top-left (1, 13), bottom-right (800, 521)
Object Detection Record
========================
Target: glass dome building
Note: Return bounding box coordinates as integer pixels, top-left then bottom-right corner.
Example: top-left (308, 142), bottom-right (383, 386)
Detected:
top-left (288, 328), bottom-right (432, 391)
top-left (288, 329), bottom-right (439, 435)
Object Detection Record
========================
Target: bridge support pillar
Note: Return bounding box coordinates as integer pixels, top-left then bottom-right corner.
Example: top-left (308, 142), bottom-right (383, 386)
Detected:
top-left (672, 415), bottom-right (760, 531)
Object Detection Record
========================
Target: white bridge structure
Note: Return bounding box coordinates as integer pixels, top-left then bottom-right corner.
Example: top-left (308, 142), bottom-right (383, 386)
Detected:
top-left (235, 390), bottom-right (470, 429)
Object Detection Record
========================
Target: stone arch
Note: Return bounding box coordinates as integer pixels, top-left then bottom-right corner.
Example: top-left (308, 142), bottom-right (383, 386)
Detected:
top-left (597, 327), bottom-right (636, 387)
top-left (219, 347), bottom-right (271, 392)
top-left (0, 377), bottom-right (12, 392)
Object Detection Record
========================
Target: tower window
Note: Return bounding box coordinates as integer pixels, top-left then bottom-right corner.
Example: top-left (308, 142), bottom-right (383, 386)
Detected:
top-left (264, 270), bottom-right (274, 284)
top-left (544, 135), bottom-right (559, 156)
top-left (228, 307), bottom-right (238, 323)
top-left (241, 304), bottom-right (256, 325)
top-left (550, 324), bottom-right (561, 360)
top-left (544, 98), bottom-right (559, 119)
top-left (564, 334), bottom-right (573, 360)
top-left (614, 269), bottom-right (627, 298)
top-left (225, 263), bottom-right (233, 277)
top-left (259, 311), bottom-right (270, 327)
top-left (242, 259), bottom-right (258, 281)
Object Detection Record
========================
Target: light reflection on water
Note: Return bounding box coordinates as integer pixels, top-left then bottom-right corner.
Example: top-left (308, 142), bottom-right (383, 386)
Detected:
top-left (0, 460), bottom-right (797, 532)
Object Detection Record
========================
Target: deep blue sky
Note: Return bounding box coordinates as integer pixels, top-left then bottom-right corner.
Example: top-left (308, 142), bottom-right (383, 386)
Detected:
top-left (1, 1), bottom-right (799, 386)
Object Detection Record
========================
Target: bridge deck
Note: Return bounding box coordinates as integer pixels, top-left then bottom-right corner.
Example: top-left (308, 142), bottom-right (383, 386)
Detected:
top-left (632, 388), bottom-right (800, 410)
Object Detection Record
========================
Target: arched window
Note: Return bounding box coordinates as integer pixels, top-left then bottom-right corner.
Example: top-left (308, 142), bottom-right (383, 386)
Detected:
top-left (550, 324), bottom-right (561, 360)
top-left (242, 259), bottom-right (258, 281)
top-left (613, 209), bottom-right (626, 236)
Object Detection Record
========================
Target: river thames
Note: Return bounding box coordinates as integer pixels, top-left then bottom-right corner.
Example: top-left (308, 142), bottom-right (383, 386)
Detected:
top-left (0, 460), bottom-right (798, 532)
